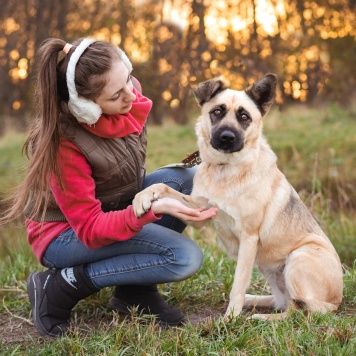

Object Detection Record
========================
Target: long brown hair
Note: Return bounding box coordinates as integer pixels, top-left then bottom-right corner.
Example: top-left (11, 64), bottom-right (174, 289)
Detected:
top-left (1, 38), bottom-right (122, 224)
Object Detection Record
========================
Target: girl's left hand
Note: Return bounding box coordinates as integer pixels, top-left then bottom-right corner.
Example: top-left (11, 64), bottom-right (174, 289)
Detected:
top-left (151, 197), bottom-right (218, 222)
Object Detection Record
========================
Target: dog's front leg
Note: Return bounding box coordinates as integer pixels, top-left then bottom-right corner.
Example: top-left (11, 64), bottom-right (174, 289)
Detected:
top-left (225, 234), bottom-right (259, 319)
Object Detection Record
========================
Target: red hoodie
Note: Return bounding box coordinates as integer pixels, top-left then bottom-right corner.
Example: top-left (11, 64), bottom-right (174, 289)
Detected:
top-left (27, 85), bottom-right (161, 264)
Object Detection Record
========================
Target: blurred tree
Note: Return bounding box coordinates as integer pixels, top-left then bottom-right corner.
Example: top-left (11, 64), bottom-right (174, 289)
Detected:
top-left (0, 0), bottom-right (70, 131)
top-left (134, 0), bottom-right (213, 124)
top-left (0, 0), bottom-right (34, 130)
top-left (116, 0), bottom-right (134, 52)
top-left (134, 22), bottom-right (183, 125)
top-left (172, 0), bottom-right (212, 124)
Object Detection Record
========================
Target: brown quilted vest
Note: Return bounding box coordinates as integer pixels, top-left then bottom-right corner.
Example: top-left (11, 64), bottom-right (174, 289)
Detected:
top-left (26, 120), bottom-right (147, 222)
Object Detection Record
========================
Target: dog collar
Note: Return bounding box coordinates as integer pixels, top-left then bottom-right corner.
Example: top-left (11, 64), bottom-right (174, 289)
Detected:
top-left (181, 150), bottom-right (202, 167)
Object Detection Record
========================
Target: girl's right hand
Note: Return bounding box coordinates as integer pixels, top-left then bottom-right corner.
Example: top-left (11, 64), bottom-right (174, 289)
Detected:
top-left (151, 197), bottom-right (218, 223)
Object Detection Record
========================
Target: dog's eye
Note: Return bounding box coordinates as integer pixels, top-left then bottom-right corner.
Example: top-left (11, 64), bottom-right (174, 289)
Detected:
top-left (241, 114), bottom-right (248, 120)
top-left (214, 109), bottom-right (222, 116)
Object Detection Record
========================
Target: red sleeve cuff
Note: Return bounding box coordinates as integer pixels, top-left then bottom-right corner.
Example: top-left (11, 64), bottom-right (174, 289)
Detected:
top-left (134, 208), bottom-right (162, 224)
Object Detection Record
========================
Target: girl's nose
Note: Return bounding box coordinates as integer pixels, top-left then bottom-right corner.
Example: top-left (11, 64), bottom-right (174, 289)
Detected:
top-left (124, 87), bottom-right (136, 102)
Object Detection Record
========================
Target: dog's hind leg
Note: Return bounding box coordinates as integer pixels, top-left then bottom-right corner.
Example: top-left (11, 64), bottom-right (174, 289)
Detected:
top-left (260, 268), bottom-right (289, 310)
top-left (244, 269), bottom-right (290, 320)
top-left (244, 294), bottom-right (275, 308)
top-left (284, 242), bottom-right (343, 313)
top-left (244, 270), bottom-right (288, 310)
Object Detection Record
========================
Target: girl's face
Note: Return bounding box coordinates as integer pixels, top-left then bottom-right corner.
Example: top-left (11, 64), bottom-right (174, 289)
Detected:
top-left (95, 60), bottom-right (136, 115)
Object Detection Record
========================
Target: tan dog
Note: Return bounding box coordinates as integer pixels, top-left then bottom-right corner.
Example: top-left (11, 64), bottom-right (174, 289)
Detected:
top-left (133, 74), bottom-right (343, 320)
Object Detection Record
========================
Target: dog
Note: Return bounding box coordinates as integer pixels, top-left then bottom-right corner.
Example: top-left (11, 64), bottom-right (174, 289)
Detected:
top-left (133, 74), bottom-right (343, 320)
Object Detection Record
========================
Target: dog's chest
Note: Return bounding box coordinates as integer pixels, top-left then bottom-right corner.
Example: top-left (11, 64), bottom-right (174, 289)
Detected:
top-left (192, 164), bottom-right (263, 258)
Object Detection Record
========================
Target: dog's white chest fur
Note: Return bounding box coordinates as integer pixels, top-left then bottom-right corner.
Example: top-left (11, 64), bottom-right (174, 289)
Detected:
top-left (190, 149), bottom-right (292, 265)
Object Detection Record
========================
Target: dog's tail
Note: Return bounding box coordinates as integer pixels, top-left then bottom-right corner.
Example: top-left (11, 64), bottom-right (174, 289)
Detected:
top-left (292, 298), bottom-right (340, 313)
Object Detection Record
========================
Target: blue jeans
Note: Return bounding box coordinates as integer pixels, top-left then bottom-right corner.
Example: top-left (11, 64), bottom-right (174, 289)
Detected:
top-left (42, 167), bottom-right (203, 289)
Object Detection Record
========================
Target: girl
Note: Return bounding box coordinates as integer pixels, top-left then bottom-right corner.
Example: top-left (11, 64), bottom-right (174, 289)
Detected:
top-left (3, 38), bottom-right (217, 337)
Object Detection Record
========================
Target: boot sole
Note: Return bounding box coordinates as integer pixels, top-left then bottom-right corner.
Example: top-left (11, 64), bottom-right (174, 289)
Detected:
top-left (27, 272), bottom-right (66, 337)
top-left (109, 297), bottom-right (185, 327)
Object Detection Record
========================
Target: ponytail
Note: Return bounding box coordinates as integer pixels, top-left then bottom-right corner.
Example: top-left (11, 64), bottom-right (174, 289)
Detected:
top-left (0, 38), bottom-right (66, 224)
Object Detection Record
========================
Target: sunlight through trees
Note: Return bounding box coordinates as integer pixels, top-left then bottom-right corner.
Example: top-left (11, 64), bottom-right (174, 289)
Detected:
top-left (0, 0), bottom-right (355, 125)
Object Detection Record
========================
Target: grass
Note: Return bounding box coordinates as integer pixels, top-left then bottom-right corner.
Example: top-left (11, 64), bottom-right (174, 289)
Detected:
top-left (0, 103), bottom-right (356, 354)
top-left (0, 241), bottom-right (355, 354)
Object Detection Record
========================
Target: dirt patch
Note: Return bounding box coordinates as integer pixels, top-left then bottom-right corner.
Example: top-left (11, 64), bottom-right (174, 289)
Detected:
top-left (0, 312), bottom-right (39, 345)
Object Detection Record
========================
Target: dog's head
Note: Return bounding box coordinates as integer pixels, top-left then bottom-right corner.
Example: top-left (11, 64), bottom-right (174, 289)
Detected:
top-left (193, 74), bottom-right (277, 156)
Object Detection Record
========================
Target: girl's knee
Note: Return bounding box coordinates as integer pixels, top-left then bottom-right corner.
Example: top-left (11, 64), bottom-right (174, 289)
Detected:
top-left (189, 240), bottom-right (204, 271)
top-left (173, 239), bottom-right (204, 281)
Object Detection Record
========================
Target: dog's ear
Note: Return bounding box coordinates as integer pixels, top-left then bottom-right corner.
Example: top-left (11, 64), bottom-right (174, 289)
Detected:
top-left (245, 74), bottom-right (277, 116)
top-left (193, 77), bottom-right (228, 106)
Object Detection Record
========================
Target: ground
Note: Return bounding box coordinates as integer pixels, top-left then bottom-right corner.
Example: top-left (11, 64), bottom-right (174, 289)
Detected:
top-left (0, 303), bottom-right (225, 345)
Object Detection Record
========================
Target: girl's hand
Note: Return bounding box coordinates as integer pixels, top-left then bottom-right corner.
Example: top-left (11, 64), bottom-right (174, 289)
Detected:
top-left (151, 197), bottom-right (218, 222)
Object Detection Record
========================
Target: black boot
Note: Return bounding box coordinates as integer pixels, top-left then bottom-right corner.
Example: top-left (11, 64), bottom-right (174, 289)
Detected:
top-left (27, 265), bottom-right (99, 337)
top-left (109, 285), bottom-right (185, 326)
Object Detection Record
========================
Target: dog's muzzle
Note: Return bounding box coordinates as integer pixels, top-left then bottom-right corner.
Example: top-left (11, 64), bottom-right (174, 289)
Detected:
top-left (211, 127), bottom-right (244, 153)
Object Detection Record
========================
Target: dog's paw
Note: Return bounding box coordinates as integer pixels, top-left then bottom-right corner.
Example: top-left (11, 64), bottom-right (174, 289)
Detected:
top-left (247, 313), bottom-right (270, 321)
top-left (132, 189), bottom-right (160, 218)
top-left (247, 311), bottom-right (288, 321)
top-left (224, 302), bottom-right (242, 320)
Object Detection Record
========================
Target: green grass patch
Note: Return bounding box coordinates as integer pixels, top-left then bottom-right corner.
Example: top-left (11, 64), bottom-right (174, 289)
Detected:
top-left (1, 237), bottom-right (355, 354)
top-left (0, 131), bottom-right (27, 196)
top-left (263, 104), bottom-right (356, 211)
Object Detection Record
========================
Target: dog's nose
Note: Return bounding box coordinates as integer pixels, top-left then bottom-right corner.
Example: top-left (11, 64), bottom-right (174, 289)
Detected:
top-left (220, 130), bottom-right (235, 143)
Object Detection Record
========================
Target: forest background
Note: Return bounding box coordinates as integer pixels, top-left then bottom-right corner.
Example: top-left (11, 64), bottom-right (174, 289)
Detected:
top-left (0, 0), bottom-right (355, 129)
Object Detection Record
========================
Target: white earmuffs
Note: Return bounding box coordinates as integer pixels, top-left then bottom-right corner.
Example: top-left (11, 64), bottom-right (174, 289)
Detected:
top-left (117, 47), bottom-right (133, 73)
top-left (66, 38), bottom-right (133, 125)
